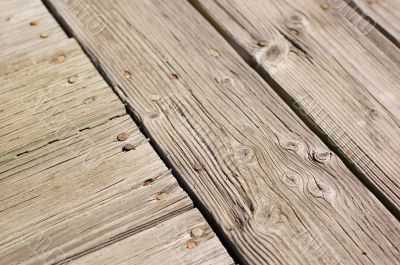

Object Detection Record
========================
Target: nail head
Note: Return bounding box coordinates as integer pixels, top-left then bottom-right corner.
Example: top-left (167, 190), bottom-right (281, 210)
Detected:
top-left (193, 163), bottom-right (203, 172)
top-left (117, 132), bottom-right (129, 141)
top-left (68, 76), bottom-right (78, 84)
top-left (122, 143), bottom-right (135, 152)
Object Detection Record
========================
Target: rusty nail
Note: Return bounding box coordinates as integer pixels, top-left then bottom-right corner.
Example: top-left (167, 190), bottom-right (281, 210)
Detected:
top-left (170, 73), bottom-right (179, 80)
top-left (143, 178), bottom-right (155, 186)
top-left (257, 41), bottom-right (269, 47)
top-left (117, 132), bottom-right (129, 141)
top-left (186, 240), bottom-right (197, 249)
top-left (156, 192), bottom-right (168, 200)
top-left (190, 227), bottom-right (204, 238)
top-left (68, 76), bottom-right (78, 84)
top-left (193, 163), bottom-right (203, 172)
top-left (320, 3), bottom-right (330, 10)
top-left (122, 143), bottom-right (135, 152)
top-left (123, 69), bottom-right (132, 79)
top-left (40, 32), bottom-right (49, 38)
top-left (30, 19), bottom-right (39, 26)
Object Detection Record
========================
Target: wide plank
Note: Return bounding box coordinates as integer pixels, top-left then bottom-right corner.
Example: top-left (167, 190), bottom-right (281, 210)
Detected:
top-left (45, 0), bottom-right (400, 264)
top-left (0, 38), bottom-right (125, 163)
top-left (70, 209), bottom-right (234, 265)
top-left (0, 116), bottom-right (193, 264)
top-left (192, 0), bottom-right (400, 213)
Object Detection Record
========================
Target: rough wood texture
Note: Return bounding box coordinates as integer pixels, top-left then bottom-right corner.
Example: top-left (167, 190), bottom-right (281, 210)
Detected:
top-left (0, 0), bottom-right (67, 59)
top-left (45, 0), bottom-right (400, 264)
top-left (0, 116), bottom-right (192, 264)
top-left (71, 209), bottom-right (234, 265)
top-left (0, 2), bottom-right (232, 264)
top-left (348, 0), bottom-right (400, 43)
top-left (192, 0), bottom-right (400, 213)
top-left (0, 38), bottom-right (125, 163)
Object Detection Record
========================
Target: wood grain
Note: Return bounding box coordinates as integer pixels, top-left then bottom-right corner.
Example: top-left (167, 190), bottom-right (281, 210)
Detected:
top-left (0, 0), bottom-right (67, 59)
top-left (347, 0), bottom-right (400, 43)
top-left (71, 209), bottom-right (234, 265)
top-left (0, 38), bottom-right (125, 163)
top-left (45, 0), bottom-right (400, 264)
top-left (0, 116), bottom-right (193, 264)
top-left (192, 0), bottom-right (400, 214)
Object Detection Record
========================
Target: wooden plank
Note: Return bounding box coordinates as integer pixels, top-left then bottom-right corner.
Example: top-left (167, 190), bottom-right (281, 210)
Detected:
top-left (0, 0), bottom-right (67, 59)
top-left (70, 209), bottom-right (234, 265)
top-left (45, 0), bottom-right (400, 264)
top-left (346, 0), bottom-right (400, 43)
top-left (0, 116), bottom-right (196, 264)
top-left (191, 0), bottom-right (400, 213)
top-left (0, 38), bottom-right (125, 163)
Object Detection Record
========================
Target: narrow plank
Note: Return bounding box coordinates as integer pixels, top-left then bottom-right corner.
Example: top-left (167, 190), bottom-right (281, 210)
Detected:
top-left (45, 0), bottom-right (400, 264)
top-left (192, 0), bottom-right (400, 213)
top-left (0, 38), bottom-right (125, 163)
top-left (346, 0), bottom-right (400, 43)
top-left (0, 116), bottom-right (193, 264)
top-left (70, 209), bottom-right (234, 265)
top-left (0, 0), bottom-right (67, 59)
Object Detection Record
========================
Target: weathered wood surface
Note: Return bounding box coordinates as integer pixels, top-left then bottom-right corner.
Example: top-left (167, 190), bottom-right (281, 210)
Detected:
top-left (0, 0), bottom-right (67, 59)
top-left (348, 0), bottom-right (400, 43)
top-left (70, 209), bottom-right (234, 265)
top-left (45, 0), bottom-right (400, 264)
top-left (0, 1), bottom-right (232, 264)
top-left (0, 38), bottom-right (125, 163)
top-left (0, 116), bottom-right (188, 264)
top-left (192, 0), bottom-right (400, 213)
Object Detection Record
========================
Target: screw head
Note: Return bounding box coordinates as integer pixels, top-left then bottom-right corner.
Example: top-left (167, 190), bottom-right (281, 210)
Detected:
top-left (117, 132), bottom-right (129, 141)
top-left (193, 163), bottom-right (203, 172)
top-left (170, 73), bottom-right (179, 80)
top-left (30, 19), bottom-right (38, 26)
top-left (208, 48), bottom-right (220, 58)
top-left (40, 31), bottom-right (49, 38)
top-left (68, 76), bottom-right (78, 84)
top-left (57, 54), bottom-right (66, 62)
top-left (143, 179), bottom-right (155, 186)
top-left (190, 227), bottom-right (204, 238)
top-left (123, 69), bottom-right (132, 79)
top-left (122, 143), bottom-right (135, 152)
top-left (320, 3), bottom-right (330, 10)
top-left (186, 240), bottom-right (197, 249)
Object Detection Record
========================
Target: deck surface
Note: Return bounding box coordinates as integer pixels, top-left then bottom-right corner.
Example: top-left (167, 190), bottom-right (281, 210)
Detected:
top-left (0, 1), bottom-right (232, 264)
top-left (1, 0), bottom-right (400, 264)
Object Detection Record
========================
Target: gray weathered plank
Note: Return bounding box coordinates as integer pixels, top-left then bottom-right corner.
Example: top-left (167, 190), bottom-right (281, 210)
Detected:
top-left (0, 0), bottom-right (67, 59)
top-left (192, 0), bottom-right (400, 213)
top-left (45, 0), bottom-right (400, 264)
top-left (0, 116), bottom-right (193, 264)
top-left (0, 38), bottom-right (125, 163)
top-left (70, 209), bottom-right (234, 265)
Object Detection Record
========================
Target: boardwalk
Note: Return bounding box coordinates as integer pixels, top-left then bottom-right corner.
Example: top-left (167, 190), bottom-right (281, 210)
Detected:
top-left (1, 0), bottom-right (400, 264)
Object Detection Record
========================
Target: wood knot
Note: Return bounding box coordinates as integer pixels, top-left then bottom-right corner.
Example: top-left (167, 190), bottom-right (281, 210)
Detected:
top-left (232, 145), bottom-right (256, 166)
top-left (281, 139), bottom-right (302, 152)
top-left (311, 151), bottom-right (332, 164)
top-left (280, 172), bottom-right (301, 187)
top-left (307, 178), bottom-right (333, 200)
top-left (259, 42), bottom-right (289, 66)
